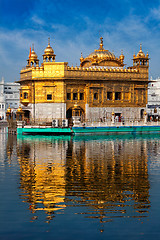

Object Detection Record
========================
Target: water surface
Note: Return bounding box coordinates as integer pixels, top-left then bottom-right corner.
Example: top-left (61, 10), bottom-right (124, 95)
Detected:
top-left (0, 127), bottom-right (160, 239)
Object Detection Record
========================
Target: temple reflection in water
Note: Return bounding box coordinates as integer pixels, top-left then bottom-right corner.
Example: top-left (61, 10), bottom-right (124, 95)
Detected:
top-left (6, 134), bottom-right (153, 223)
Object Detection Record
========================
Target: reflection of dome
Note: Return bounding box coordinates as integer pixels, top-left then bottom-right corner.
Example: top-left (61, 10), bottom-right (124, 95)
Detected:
top-left (80, 37), bottom-right (124, 68)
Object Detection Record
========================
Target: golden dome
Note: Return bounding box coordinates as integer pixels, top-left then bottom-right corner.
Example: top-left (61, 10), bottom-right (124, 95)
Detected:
top-left (146, 51), bottom-right (149, 58)
top-left (30, 45), bottom-right (38, 60)
top-left (87, 37), bottom-right (115, 59)
top-left (44, 38), bottom-right (55, 56)
top-left (136, 44), bottom-right (145, 58)
top-left (80, 37), bottom-right (124, 67)
top-left (87, 49), bottom-right (116, 59)
top-left (119, 50), bottom-right (124, 61)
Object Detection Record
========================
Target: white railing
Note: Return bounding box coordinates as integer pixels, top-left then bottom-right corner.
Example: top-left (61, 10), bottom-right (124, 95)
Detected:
top-left (78, 118), bottom-right (160, 127)
top-left (23, 118), bottom-right (160, 128)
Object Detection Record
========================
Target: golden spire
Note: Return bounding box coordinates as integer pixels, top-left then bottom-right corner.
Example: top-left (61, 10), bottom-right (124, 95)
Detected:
top-left (80, 52), bottom-right (84, 62)
top-left (99, 37), bottom-right (104, 50)
top-left (139, 43), bottom-right (143, 53)
top-left (140, 43), bottom-right (142, 50)
top-left (119, 50), bottom-right (124, 61)
top-left (146, 51), bottom-right (149, 58)
top-left (48, 37), bottom-right (50, 46)
top-left (43, 38), bottom-right (55, 55)
top-left (136, 43), bottom-right (145, 58)
top-left (30, 44), bottom-right (38, 60)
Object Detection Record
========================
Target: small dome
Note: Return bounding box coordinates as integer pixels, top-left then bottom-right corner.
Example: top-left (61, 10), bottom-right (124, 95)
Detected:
top-left (146, 51), bottom-right (149, 58)
top-left (30, 45), bottom-right (38, 60)
top-left (119, 50), bottom-right (124, 60)
top-left (136, 44), bottom-right (145, 58)
top-left (44, 38), bottom-right (55, 56)
top-left (44, 45), bottom-right (54, 55)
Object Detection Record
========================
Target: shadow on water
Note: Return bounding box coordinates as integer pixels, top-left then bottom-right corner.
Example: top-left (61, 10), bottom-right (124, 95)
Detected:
top-left (5, 131), bottom-right (159, 230)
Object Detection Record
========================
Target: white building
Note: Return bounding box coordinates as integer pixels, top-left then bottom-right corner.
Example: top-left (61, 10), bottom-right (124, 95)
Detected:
top-left (0, 77), bottom-right (20, 120)
top-left (147, 77), bottom-right (160, 119)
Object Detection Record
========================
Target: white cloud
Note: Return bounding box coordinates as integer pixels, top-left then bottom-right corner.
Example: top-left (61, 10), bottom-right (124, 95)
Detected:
top-left (150, 6), bottom-right (160, 20)
top-left (31, 15), bottom-right (45, 26)
top-left (1, 5), bottom-right (160, 82)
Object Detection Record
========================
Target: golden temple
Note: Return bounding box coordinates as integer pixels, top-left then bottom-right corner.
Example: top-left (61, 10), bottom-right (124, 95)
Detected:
top-left (18, 37), bottom-right (149, 124)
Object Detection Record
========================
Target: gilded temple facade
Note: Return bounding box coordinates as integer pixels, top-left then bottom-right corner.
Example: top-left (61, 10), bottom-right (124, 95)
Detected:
top-left (18, 37), bottom-right (149, 123)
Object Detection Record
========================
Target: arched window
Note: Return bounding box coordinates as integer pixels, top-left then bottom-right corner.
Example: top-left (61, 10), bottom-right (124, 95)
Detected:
top-left (94, 92), bottom-right (98, 100)
top-left (24, 92), bottom-right (28, 99)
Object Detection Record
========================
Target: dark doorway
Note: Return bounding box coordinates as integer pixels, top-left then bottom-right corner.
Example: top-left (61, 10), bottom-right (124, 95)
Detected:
top-left (66, 108), bottom-right (72, 118)
top-left (24, 110), bottom-right (30, 123)
top-left (141, 109), bottom-right (144, 119)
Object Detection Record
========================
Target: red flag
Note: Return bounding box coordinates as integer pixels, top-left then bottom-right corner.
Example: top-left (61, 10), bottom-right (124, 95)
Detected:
top-left (29, 46), bottom-right (31, 59)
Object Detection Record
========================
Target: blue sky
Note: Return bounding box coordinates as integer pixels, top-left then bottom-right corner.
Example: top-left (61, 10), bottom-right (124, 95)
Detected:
top-left (1, 0), bottom-right (160, 82)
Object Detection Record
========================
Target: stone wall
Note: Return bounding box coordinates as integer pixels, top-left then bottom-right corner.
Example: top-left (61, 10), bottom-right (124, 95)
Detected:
top-left (85, 105), bottom-right (144, 121)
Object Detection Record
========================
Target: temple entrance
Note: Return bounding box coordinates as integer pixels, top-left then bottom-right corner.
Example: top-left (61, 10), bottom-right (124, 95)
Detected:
top-left (23, 110), bottom-right (30, 123)
top-left (66, 105), bottom-right (85, 126)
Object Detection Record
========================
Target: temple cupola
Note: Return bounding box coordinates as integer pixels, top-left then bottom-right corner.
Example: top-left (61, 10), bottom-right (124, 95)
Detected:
top-left (80, 37), bottom-right (125, 68)
top-left (119, 50), bottom-right (124, 64)
top-left (27, 44), bottom-right (39, 67)
top-left (43, 38), bottom-right (56, 62)
top-left (133, 44), bottom-right (149, 67)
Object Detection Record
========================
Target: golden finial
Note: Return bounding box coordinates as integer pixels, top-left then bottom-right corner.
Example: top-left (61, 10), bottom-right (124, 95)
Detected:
top-left (146, 51), bottom-right (149, 57)
top-left (99, 37), bottom-right (104, 50)
top-left (32, 43), bottom-right (34, 51)
top-left (140, 43), bottom-right (142, 51)
top-left (48, 37), bottom-right (50, 46)
top-left (120, 50), bottom-right (124, 60)
top-left (80, 52), bottom-right (84, 62)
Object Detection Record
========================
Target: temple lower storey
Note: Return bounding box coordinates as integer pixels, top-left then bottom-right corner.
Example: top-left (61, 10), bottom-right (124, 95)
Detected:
top-left (22, 103), bottom-right (145, 122)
